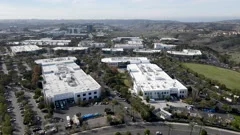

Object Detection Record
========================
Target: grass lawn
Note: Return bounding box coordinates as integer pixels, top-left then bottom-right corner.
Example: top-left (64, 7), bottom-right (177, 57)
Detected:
top-left (182, 63), bottom-right (240, 90)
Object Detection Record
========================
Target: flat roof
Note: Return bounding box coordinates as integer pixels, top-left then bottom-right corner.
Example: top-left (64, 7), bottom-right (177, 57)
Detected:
top-left (167, 49), bottom-right (202, 56)
top-left (102, 48), bottom-right (124, 52)
top-left (35, 57), bottom-right (77, 66)
top-left (127, 63), bottom-right (187, 92)
top-left (160, 38), bottom-right (179, 41)
top-left (24, 39), bottom-right (71, 42)
top-left (78, 41), bottom-right (106, 47)
top-left (35, 57), bottom-right (101, 98)
top-left (133, 49), bottom-right (161, 53)
top-left (114, 44), bottom-right (144, 48)
top-left (53, 47), bottom-right (88, 51)
top-left (101, 57), bottom-right (150, 64)
top-left (11, 45), bottom-right (42, 53)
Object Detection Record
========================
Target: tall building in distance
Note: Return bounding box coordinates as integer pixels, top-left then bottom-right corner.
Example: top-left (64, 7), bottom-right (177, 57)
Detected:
top-left (87, 25), bottom-right (93, 33)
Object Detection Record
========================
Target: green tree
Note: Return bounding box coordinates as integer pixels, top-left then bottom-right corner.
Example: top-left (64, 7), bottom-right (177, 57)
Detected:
top-left (146, 96), bottom-right (150, 103)
top-left (114, 132), bottom-right (121, 135)
top-left (138, 90), bottom-right (143, 96)
top-left (125, 131), bottom-right (132, 135)
top-left (222, 104), bottom-right (232, 113)
top-left (200, 129), bottom-right (207, 135)
top-left (24, 126), bottom-right (31, 135)
top-left (144, 129), bottom-right (150, 135)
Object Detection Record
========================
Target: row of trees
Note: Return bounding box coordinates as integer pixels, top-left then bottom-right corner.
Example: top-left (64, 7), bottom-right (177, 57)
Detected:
top-left (0, 73), bottom-right (13, 135)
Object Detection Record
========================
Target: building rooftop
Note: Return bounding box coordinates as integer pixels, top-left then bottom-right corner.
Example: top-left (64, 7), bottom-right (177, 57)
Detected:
top-left (11, 45), bottom-right (42, 54)
top-left (53, 47), bottom-right (88, 51)
top-left (112, 37), bottom-right (142, 41)
top-left (22, 38), bottom-right (71, 46)
top-left (127, 63), bottom-right (187, 92)
top-left (102, 48), bottom-right (124, 52)
top-left (35, 57), bottom-right (101, 98)
top-left (101, 57), bottom-right (150, 64)
top-left (133, 49), bottom-right (161, 53)
top-left (114, 44), bottom-right (144, 48)
top-left (78, 40), bottom-right (106, 48)
top-left (167, 49), bottom-right (202, 56)
top-left (24, 38), bottom-right (71, 43)
top-left (160, 38), bottom-right (179, 41)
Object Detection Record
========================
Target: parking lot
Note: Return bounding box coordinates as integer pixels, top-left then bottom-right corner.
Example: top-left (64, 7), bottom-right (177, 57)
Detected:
top-left (148, 100), bottom-right (190, 110)
top-left (52, 104), bottom-right (111, 133)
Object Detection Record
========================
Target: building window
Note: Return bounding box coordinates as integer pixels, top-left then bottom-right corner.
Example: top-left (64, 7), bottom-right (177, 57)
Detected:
top-left (94, 96), bottom-right (97, 99)
top-left (89, 97), bottom-right (92, 100)
top-left (145, 93), bottom-right (147, 95)
top-left (83, 98), bottom-right (86, 101)
top-left (89, 92), bottom-right (92, 95)
top-left (83, 93), bottom-right (86, 96)
top-left (77, 95), bottom-right (80, 97)
top-left (94, 92), bottom-right (97, 94)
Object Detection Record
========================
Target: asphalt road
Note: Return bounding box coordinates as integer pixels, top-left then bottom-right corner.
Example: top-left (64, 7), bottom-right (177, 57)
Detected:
top-left (74, 122), bottom-right (240, 135)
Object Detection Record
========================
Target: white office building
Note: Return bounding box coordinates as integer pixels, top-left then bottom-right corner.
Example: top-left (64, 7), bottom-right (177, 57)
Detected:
top-left (133, 49), bottom-right (161, 54)
top-left (11, 45), bottom-right (42, 55)
top-left (53, 47), bottom-right (88, 53)
top-left (114, 44), bottom-right (144, 49)
top-left (35, 57), bottom-right (101, 108)
top-left (111, 37), bottom-right (143, 42)
top-left (127, 63), bottom-right (188, 99)
top-left (22, 38), bottom-right (71, 46)
top-left (78, 41), bottom-right (106, 48)
top-left (154, 43), bottom-right (177, 49)
top-left (167, 49), bottom-right (202, 56)
top-left (101, 57), bottom-right (150, 67)
top-left (102, 48), bottom-right (124, 54)
top-left (160, 38), bottom-right (179, 42)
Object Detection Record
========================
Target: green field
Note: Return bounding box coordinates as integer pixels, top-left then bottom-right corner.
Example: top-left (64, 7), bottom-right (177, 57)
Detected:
top-left (183, 63), bottom-right (240, 90)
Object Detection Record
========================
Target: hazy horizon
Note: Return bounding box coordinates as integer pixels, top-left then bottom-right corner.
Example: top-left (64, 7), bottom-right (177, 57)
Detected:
top-left (0, 0), bottom-right (240, 22)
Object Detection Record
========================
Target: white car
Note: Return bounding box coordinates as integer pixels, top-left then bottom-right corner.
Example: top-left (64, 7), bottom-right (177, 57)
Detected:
top-left (156, 131), bottom-right (162, 135)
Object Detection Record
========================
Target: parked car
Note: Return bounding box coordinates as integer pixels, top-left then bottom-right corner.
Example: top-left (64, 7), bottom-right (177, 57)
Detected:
top-left (32, 127), bottom-right (41, 132)
top-left (156, 131), bottom-right (162, 135)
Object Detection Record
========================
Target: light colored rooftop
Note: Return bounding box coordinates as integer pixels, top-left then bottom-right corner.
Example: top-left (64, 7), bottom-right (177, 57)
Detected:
top-left (114, 44), bottom-right (144, 48)
top-left (160, 38), bottom-right (179, 41)
top-left (53, 47), bottom-right (88, 51)
top-left (167, 49), bottom-right (202, 56)
top-left (25, 38), bottom-right (71, 42)
top-left (102, 48), bottom-right (124, 52)
top-left (133, 49), bottom-right (161, 53)
top-left (127, 63), bottom-right (187, 92)
top-left (154, 43), bottom-right (177, 49)
top-left (101, 57), bottom-right (150, 64)
top-left (11, 45), bottom-right (42, 53)
top-left (78, 40), bottom-right (106, 48)
top-left (35, 57), bottom-right (77, 66)
top-left (35, 57), bottom-right (101, 98)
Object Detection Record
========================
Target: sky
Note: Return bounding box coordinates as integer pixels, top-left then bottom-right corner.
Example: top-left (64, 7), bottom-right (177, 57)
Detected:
top-left (0, 0), bottom-right (239, 22)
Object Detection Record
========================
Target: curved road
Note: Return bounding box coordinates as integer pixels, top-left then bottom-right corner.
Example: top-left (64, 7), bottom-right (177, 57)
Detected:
top-left (74, 122), bottom-right (240, 135)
